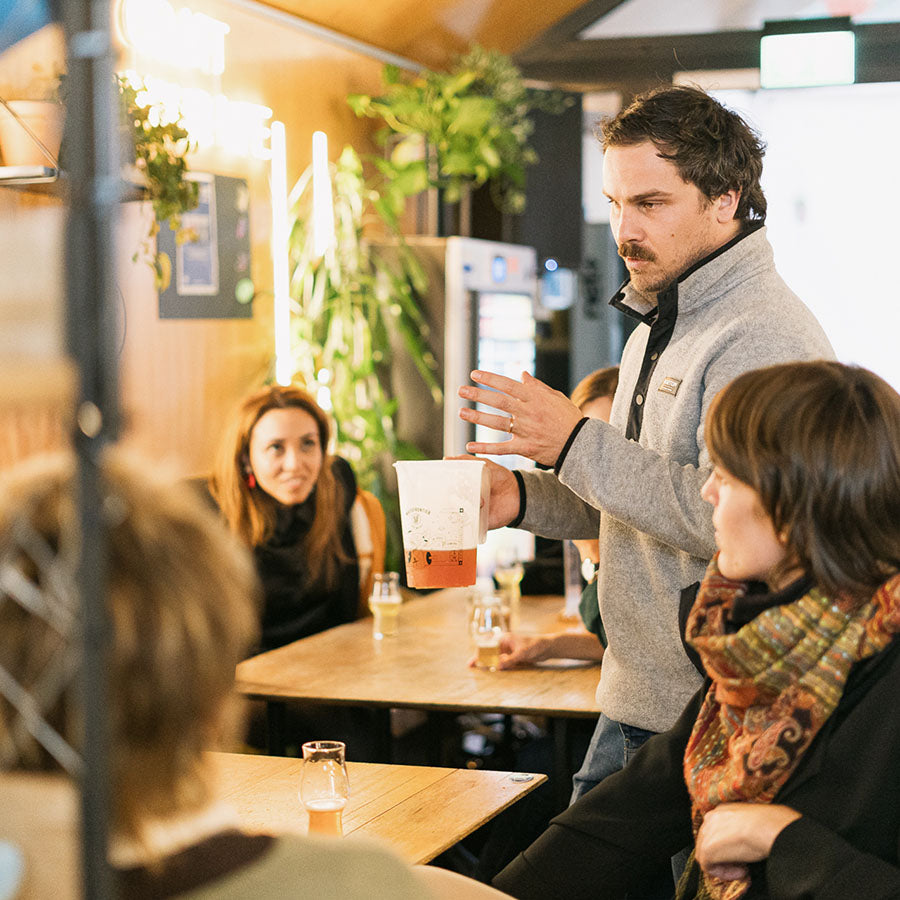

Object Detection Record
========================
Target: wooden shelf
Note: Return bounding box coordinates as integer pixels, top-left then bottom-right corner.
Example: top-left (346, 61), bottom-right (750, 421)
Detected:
top-left (0, 166), bottom-right (146, 200)
top-left (0, 165), bottom-right (59, 188)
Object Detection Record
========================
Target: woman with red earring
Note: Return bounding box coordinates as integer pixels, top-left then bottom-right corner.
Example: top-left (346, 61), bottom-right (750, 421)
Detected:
top-left (210, 384), bottom-right (360, 653)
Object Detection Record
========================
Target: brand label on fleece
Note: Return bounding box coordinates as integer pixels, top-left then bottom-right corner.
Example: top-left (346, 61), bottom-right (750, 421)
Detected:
top-left (658, 376), bottom-right (682, 396)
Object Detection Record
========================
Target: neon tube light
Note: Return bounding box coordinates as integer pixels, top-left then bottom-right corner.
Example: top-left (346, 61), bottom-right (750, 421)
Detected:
top-left (312, 130), bottom-right (336, 257)
top-left (270, 120), bottom-right (292, 386)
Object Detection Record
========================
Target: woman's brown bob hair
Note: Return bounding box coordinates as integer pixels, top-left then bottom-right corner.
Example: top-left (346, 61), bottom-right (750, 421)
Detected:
top-left (209, 384), bottom-right (347, 588)
top-left (706, 361), bottom-right (900, 602)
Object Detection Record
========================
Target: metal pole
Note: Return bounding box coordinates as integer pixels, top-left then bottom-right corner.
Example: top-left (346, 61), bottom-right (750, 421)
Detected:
top-left (61, 0), bottom-right (121, 895)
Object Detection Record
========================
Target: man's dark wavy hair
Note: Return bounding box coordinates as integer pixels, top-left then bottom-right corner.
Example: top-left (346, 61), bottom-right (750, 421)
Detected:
top-left (598, 85), bottom-right (767, 224)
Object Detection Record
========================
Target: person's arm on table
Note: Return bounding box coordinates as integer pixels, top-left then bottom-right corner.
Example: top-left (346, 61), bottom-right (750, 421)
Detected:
top-left (493, 689), bottom-right (702, 899)
top-left (468, 631), bottom-right (603, 669)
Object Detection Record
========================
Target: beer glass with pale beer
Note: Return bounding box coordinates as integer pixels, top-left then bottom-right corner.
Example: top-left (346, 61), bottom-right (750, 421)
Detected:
top-left (300, 741), bottom-right (350, 836)
top-left (494, 549), bottom-right (524, 632)
top-left (471, 594), bottom-right (506, 671)
top-left (369, 571), bottom-right (401, 638)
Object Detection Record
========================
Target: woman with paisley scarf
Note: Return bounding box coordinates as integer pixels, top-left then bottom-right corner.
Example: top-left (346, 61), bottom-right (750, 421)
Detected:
top-left (494, 360), bottom-right (900, 900)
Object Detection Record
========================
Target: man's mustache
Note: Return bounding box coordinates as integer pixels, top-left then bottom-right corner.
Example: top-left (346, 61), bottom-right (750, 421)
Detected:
top-left (618, 242), bottom-right (656, 262)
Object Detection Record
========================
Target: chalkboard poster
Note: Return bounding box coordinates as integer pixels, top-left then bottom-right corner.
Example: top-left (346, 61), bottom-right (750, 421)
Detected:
top-left (158, 173), bottom-right (254, 319)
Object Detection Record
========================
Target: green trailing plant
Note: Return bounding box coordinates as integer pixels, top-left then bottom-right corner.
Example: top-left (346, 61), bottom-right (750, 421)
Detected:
top-left (348, 45), bottom-right (573, 216)
top-left (117, 74), bottom-right (199, 291)
top-left (288, 47), bottom-right (568, 566)
top-left (287, 145), bottom-right (442, 569)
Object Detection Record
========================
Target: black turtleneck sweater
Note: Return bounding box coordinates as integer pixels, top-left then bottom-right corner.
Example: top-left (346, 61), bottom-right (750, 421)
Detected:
top-left (253, 457), bottom-right (359, 652)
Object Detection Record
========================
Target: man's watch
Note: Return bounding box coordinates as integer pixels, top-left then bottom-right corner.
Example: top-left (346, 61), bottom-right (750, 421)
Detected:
top-left (581, 557), bottom-right (598, 584)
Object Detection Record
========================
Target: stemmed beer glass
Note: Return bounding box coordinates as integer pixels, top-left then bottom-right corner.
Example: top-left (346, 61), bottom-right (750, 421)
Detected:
top-left (494, 547), bottom-right (524, 631)
top-left (299, 740), bottom-right (350, 836)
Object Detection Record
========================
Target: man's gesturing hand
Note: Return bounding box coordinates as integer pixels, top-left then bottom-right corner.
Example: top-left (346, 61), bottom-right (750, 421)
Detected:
top-left (458, 370), bottom-right (584, 467)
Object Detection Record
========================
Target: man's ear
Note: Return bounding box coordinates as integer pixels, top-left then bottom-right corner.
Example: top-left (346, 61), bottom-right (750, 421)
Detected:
top-left (715, 189), bottom-right (741, 223)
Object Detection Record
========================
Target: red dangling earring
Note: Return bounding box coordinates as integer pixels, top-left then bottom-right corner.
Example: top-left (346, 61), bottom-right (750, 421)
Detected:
top-left (246, 472), bottom-right (257, 489)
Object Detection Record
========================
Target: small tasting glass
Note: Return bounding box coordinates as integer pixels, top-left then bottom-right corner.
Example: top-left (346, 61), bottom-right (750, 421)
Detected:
top-left (299, 740), bottom-right (350, 837)
top-left (369, 571), bottom-right (402, 639)
top-left (493, 554), bottom-right (524, 632)
top-left (471, 593), bottom-right (506, 672)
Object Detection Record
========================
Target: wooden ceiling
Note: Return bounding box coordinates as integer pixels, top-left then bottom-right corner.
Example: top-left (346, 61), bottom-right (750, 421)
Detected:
top-left (254, 0), bottom-right (900, 90)
top-left (252, 0), bottom-right (590, 70)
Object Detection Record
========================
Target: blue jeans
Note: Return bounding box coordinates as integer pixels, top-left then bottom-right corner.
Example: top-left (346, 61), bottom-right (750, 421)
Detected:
top-left (570, 713), bottom-right (681, 900)
top-left (570, 712), bottom-right (657, 803)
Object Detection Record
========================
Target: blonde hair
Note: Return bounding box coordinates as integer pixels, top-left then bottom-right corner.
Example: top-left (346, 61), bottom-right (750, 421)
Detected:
top-left (0, 451), bottom-right (260, 842)
top-left (209, 384), bottom-right (348, 589)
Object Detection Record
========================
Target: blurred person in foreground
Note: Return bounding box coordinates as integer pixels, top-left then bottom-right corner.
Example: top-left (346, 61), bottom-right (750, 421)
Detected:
top-left (457, 87), bottom-right (834, 832)
top-left (494, 361), bottom-right (900, 899)
top-left (0, 452), bottom-right (509, 899)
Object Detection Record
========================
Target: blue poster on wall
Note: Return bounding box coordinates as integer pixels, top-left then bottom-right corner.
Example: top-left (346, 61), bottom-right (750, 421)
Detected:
top-left (176, 173), bottom-right (219, 296)
top-left (158, 173), bottom-right (254, 319)
top-left (0, 0), bottom-right (54, 54)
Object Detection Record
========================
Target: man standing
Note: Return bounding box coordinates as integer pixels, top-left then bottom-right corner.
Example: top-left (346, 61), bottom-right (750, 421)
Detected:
top-left (458, 86), bottom-right (834, 804)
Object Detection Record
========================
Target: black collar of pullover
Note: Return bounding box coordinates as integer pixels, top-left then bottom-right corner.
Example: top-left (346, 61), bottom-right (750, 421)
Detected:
top-left (609, 220), bottom-right (765, 324)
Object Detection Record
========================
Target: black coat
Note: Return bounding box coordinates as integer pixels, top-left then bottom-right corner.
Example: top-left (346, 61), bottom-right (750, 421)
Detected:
top-left (254, 457), bottom-right (359, 651)
top-left (495, 637), bottom-right (900, 900)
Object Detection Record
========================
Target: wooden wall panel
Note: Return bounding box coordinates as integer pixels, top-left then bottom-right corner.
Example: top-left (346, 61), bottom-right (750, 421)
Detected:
top-left (1, 7), bottom-right (388, 477)
top-left (113, 1), bottom-right (389, 477)
top-left (0, 364), bottom-right (72, 471)
top-left (0, 149), bottom-right (69, 471)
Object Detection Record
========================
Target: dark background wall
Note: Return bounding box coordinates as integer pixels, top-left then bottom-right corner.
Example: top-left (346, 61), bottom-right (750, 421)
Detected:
top-left (471, 95), bottom-right (583, 270)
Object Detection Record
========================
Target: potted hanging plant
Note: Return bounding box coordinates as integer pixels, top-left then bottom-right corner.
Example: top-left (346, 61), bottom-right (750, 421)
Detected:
top-left (117, 74), bottom-right (199, 291)
top-left (348, 46), bottom-right (573, 225)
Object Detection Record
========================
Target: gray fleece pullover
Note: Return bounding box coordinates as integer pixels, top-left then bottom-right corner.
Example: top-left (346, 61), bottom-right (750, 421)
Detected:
top-left (517, 225), bottom-right (834, 732)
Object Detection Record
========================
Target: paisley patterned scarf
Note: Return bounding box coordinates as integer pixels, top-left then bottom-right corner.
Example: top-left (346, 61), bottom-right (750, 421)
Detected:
top-left (678, 556), bottom-right (900, 900)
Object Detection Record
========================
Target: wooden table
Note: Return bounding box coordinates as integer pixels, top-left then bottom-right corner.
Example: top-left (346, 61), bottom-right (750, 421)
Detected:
top-left (0, 754), bottom-right (545, 896)
top-left (211, 751), bottom-right (545, 863)
top-left (0, 772), bottom-right (80, 900)
top-left (236, 591), bottom-right (601, 807)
